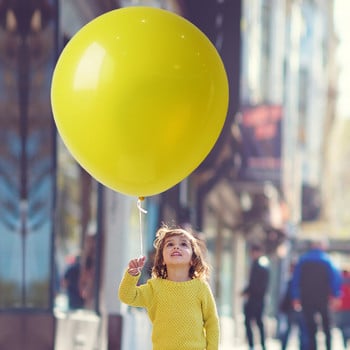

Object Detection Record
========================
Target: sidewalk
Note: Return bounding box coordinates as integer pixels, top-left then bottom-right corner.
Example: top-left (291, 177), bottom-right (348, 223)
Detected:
top-left (219, 316), bottom-right (280, 350)
top-left (221, 331), bottom-right (345, 350)
top-left (219, 316), bottom-right (346, 350)
top-left (52, 309), bottom-right (347, 350)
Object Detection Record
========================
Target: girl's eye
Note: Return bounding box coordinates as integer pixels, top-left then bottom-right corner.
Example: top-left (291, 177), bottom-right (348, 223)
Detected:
top-left (181, 242), bottom-right (189, 247)
top-left (166, 242), bottom-right (174, 247)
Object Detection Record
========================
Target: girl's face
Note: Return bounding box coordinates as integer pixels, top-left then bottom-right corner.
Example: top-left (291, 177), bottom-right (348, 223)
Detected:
top-left (162, 234), bottom-right (193, 267)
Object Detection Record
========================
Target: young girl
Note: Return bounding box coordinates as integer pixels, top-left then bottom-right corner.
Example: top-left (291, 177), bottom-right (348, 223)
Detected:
top-left (118, 225), bottom-right (220, 350)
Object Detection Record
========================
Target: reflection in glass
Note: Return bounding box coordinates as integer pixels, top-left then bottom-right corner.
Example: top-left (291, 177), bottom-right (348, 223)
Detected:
top-left (55, 138), bottom-right (99, 312)
top-left (0, 1), bottom-right (57, 309)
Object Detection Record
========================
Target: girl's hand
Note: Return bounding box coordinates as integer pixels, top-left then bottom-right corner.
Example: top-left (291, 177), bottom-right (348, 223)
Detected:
top-left (128, 256), bottom-right (146, 276)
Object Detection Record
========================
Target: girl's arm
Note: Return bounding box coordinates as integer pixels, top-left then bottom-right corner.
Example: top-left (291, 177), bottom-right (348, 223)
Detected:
top-left (202, 283), bottom-right (220, 350)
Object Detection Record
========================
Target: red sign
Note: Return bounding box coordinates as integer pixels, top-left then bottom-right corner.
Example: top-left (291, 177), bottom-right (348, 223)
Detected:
top-left (238, 104), bottom-right (283, 183)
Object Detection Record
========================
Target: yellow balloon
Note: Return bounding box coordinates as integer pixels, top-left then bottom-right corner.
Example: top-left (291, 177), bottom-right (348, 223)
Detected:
top-left (51, 6), bottom-right (229, 197)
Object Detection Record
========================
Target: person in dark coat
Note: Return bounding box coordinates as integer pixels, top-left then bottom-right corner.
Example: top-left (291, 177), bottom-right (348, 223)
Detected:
top-left (241, 244), bottom-right (270, 350)
top-left (63, 255), bottom-right (85, 310)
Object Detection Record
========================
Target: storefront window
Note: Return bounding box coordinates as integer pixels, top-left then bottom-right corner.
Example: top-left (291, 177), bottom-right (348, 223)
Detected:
top-left (54, 138), bottom-right (100, 312)
top-left (0, 0), bottom-right (57, 309)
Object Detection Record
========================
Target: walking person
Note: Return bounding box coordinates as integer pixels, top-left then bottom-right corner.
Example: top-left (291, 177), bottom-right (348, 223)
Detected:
top-left (118, 224), bottom-right (220, 350)
top-left (241, 244), bottom-right (270, 350)
top-left (279, 263), bottom-right (308, 350)
top-left (62, 255), bottom-right (85, 310)
top-left (334, 269), bottom-right (350, 349)
top-left (291, 239), bottom-right (341, 350)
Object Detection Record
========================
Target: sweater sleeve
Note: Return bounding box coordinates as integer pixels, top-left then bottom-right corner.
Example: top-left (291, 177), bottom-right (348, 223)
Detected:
top-left (291, 261), bottom-right (301, 300)
top-left (201, 282), bottom-right (220, 350)
top-left (327, 260), bottom-right (342, 298)
top-left (118, 270), bottom-right (153, 308)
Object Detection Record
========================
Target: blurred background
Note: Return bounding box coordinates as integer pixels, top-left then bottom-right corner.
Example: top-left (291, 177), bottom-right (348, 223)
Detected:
top-left (0, 0), bottom-right (350, 349)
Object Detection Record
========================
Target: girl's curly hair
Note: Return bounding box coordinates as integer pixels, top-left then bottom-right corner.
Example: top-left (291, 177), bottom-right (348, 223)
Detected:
top-left (151, 224), bottom-right (210, 281)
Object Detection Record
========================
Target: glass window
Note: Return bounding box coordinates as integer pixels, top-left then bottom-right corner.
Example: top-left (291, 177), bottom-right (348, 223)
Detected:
top-left (0, 0), bottom-right (57, 310)
top-left (54, 138), bottom-right (100, 312)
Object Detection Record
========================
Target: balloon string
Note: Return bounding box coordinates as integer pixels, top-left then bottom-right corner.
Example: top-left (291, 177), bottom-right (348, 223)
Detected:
top-left (137, 197), bottom-right (147, 257)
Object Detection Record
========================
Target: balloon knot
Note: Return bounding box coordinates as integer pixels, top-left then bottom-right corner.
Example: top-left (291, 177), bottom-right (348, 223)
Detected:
top-left (137, 197), bottom-right (147, 214)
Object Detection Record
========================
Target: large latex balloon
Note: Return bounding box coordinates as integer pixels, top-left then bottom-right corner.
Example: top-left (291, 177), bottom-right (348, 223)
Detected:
top-left (51, 6), bottom-right (229, 197)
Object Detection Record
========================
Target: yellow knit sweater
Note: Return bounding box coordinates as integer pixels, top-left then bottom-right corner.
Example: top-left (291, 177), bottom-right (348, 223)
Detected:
top-left (118, 271), bottom-right (220, 350)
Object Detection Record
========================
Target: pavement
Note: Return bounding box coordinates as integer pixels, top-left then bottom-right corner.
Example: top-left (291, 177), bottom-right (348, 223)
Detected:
top-left (219, 316), bottom-right (347, 350)
top-left (221, 332), bottom-right (346, 350)
top-left (52, 307), bottom-right (347, 350)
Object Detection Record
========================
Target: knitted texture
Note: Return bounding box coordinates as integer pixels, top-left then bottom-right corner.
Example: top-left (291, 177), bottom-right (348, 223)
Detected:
top-left (118, 271), bottom-right (219, 350)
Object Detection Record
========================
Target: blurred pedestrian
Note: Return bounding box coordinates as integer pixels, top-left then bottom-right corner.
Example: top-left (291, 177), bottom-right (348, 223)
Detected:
top-left (279, 263), bottom-right (308, 350)
top-left (62, 255), bottom-right (85, 310)
top-left (291, 239), bottom-right (341, 350)
top-left (334, 269), bottom-right (350, 349)
top-left (241, 244), bottom-right (270, 350)
top-left (118, 224), bottom-right (219, 350)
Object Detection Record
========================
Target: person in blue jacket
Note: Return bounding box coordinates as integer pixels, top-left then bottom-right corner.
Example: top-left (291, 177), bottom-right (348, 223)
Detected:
top-left (291, 239), bottom-right (341, 350)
